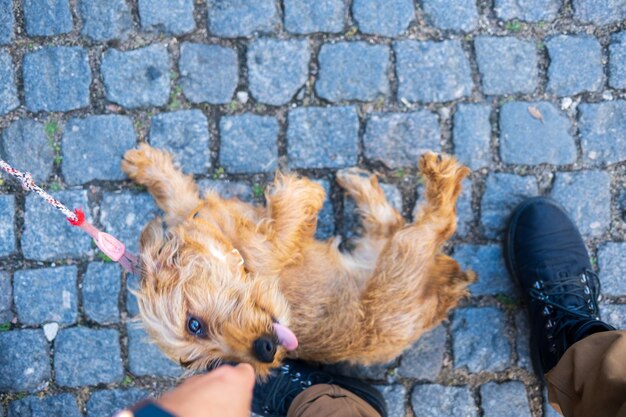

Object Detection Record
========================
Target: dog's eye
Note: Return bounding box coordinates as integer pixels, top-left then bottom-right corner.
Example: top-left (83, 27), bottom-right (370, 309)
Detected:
top-left (186, 316), bottom-right (206, 338)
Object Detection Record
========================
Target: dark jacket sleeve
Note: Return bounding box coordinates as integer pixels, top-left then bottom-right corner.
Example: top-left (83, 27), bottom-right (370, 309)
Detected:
top-left (130, 400), bottom-right (177, 417)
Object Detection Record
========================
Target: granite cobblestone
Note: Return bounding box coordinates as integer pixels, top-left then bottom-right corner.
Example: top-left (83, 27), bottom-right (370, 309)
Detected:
top-left (100, 192), bottom-right (160, 253)
top-left (23, 0), bottom-right (73, 37)
top-left (314, 179), bottom-right (335, 240)
top-left (0, 195), bottom-right (15, 257)
top-left (398, 325), bottom-right (446, 380)
top-left (452, 307), bottom-right (512, 372)
top-left (316, 42), bottom-right (390, 102)
top-left (352, 0), bottom-right (414, 37)
top-left (1, 1), bottom-right (624, 415)
top-left (422, 0), bottom-right (478, 32)
top-left (499, 101), bottom-right (576, 165)
top-left (149, 110), bottom-right (211, 174)
top-left (101, 45), bottom-right (171, 109)
top-left (22, 191), bottom-right (93, 260)
top-left (283, 0), bottom-right (344, 34)
top-left (598, 242), bottom-right (626, 296)
top-left (79, 0), bottom-right (132, 41)
top-left (480, 173), bottom-right (538, 239)
top-left (23, 46), bottom-right (91, 112)
top-left (481, 382), bottom-right (531, 417)
top-left (1, 119), bottom-right (53, 183)
top-left (87, 389), bottom-right (150, 417)
top-left (247, 39), bottom-right (310, 106)
top-left (0, 272), bottom-right (12, 322)
top-left (0, 329), bottom-right (50, 392)
top-left (515, 311), bottom-right (533, 371)
top-left (455, 178), bottom-right (473, 238)
top-left (54, 327), bottom-right (124, 387)
top-left (138, 0), bottom-right (196, 35)
top-left (546, 35), bottom-right (604, 96)
top-left (411, 385), bottom-right (477, 416)
top-left (14, 266), bottom-right (78, 325)
top-left (578, 101), bottom-right (626, 166)
top-left (395, 40), bottom-right (473, 103)
top-left (219, 114), bottom-right (278, 173)
top-left (573, 0), bottom-right (626, 25)
top-left (287, 106), bottom-right (359, 169)
top-left (207, 0), bottom-right (278, 37)
top-left (62, 115), bottom-right (136, 184)
top-left (9, 394), bottom-right (81, 417)
top-left (179, 43), bottom-right (238, 104)
top-left (454, 244), bottom-right (516, 296)
top-left (364, 111), bottom-right (440, 169)
top-left (453, 104), bottom-right (491, 170)
top-left (551, 171), bottom-right (611, 237)
top-left (475, 36), bottom-right (538, 95)
top-left (601, 304), bottom-right (626, 329)
top-left (82, 263), bottom-right (121, 324)
top-left (128, 323), bottom-right (183, 377)
top-left (0, 0), bottom-right (14, 44)
top-left (494, 0), bottom-right (562, 22)
top-left (609, 31), bottom-right (626, 89)
top-left (197, 179), bottom-right (254, 202)
top-left (0, 50), bottom-right (18, 115)
top-left (375, 385), bottom-right (406, 417)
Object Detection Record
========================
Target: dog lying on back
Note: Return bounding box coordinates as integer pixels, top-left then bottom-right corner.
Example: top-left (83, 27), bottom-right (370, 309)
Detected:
top-left (122, 144), bottom-right (475, 377)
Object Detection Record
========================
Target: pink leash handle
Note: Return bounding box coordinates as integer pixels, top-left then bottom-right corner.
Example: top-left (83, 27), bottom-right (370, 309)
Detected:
top-left (70, 209), bottom-right (140, 275)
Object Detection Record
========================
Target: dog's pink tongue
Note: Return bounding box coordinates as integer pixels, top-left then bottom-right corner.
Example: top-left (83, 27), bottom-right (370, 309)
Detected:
top-left (273, 323), bottom-right (298, 351)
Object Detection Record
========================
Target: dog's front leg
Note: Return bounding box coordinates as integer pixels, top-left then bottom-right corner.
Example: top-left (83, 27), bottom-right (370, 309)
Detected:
top-left (265, 173), bottom-right (325, 267)
top-left (122, 144), bottom-right (201, 227)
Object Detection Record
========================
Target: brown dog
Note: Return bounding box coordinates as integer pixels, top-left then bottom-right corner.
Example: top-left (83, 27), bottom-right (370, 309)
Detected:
top-left (122, 144), bottom-right (475, 377)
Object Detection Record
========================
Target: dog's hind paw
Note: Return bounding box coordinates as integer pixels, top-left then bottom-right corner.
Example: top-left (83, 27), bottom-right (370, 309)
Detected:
top-left (418, 152), bottom-right (470, 206)
top-left (336, 167), bottom-right (376, 195)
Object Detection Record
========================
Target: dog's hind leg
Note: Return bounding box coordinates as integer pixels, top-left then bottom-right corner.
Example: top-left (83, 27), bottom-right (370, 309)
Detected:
top-left (336, 168), bottom-right (404, 239)
top-left (265, 173), bottom-right (326, 267)
top-left (122, 144), bottom-right (201, 227)
top-left (352, 153), bottom-right (475, 363)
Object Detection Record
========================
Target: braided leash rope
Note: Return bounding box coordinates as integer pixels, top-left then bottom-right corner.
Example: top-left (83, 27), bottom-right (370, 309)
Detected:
top-left (0, 159), bottom-right (140, 275)
top-left (0, 159), bottom-right (78, 221)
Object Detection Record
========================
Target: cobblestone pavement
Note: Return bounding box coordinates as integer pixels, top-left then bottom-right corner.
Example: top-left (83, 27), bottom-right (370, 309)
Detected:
top-left (1, 0), bottom-right (625, 416)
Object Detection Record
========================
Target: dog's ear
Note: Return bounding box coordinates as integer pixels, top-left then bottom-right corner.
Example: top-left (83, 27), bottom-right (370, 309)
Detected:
top-left (140, 217), bottom-right (166, 252)
top-left (139, 217), bottom-right (168, 278)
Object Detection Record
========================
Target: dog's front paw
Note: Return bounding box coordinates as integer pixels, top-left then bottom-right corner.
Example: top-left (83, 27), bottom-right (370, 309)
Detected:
top-left (122, 143), bottom-right (170, 183)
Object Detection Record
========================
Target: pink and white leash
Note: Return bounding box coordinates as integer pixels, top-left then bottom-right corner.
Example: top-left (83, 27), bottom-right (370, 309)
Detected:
top-left (0, 159), bottom-right (140, 275)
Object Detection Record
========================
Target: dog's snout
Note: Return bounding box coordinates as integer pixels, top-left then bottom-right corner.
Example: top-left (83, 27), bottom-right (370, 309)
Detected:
top-left (253, 336), bottom-right (277, 363)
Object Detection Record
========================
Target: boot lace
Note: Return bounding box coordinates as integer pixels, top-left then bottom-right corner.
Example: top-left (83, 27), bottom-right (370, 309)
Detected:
top-left (257, 363), bottom-right (330, 415)
top-left (528, 269), bottom-right (601, 350)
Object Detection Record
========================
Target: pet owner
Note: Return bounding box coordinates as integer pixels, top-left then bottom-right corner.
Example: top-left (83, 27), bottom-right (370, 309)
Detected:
top-left (119, 197), bottom-right (626, 417)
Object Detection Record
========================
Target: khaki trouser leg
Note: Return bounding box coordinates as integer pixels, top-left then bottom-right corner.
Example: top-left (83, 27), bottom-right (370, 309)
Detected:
top-left (287, 384), bottom-right (381, 417)
top-left (546, 330), bottom-right (626, 417)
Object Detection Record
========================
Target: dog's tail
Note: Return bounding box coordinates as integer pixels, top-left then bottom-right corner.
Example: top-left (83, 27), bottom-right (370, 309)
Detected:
top-left (429, 253), bottom-right (476, 322)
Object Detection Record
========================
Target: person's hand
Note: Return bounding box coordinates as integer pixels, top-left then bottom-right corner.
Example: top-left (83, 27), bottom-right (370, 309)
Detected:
top-left (156, 363), bottom-right (255, 417)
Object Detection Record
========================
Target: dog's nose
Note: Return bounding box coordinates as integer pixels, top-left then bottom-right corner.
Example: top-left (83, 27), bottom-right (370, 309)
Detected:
top-left (253, 336), bottom-right (277, 363)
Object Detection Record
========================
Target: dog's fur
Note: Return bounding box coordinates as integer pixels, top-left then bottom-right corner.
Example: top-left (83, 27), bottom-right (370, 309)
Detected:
top-left (122, 144), bottom-right (475, 377)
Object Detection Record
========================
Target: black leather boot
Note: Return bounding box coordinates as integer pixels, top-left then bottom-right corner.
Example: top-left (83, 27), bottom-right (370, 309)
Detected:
top-left (252, 360), bottom-right (387, 417)
top-left (505, 197), bottom-right (615, 376)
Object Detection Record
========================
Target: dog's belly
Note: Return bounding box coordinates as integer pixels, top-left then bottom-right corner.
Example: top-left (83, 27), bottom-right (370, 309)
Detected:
top-left (276, 244), bottom-right (371, 362)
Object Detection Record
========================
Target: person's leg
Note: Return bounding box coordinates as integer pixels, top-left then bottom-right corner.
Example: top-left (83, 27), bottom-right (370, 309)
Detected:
top-left (545, 330), bottom-right (626, 417)
top-left (287, 384), bottom-right (380, 417)
top-left (504, 197), bottom-right (624, 417)
top-left (252, 360), bottom-right (386, 417)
